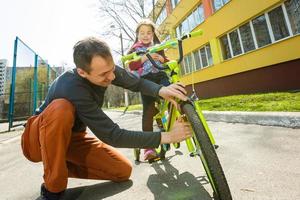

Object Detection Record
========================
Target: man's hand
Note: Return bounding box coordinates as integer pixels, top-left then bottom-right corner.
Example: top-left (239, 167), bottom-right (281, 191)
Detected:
top-left (160, 117), bottom-right (192, 144)
top-left (158, 83), bottom-right (188, 109)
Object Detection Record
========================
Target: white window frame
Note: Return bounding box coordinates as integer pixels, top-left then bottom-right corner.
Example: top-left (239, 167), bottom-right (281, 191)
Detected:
top-left (226, 34), bottom-right (234, 58)
top-left (191, 53), bottom-right (197, 73)
top-left (193, 49), bottom-right (202, 70)
top-left (228, 29), bottom-right (243, 57)
top-left (265, 13), bottom-right (275, 43)
top-left (203, 46), bottom-right (210, 68)
top-left (281, 3), bottom-right (293, 37)
top-left (237, 28), bottom-right (245, 54)
top-left (197, 49), bottom-right (203, 69)
top-left (249, 21), bottom-right (259, 49)
top-left (205, 44), bottom-right (214, 66)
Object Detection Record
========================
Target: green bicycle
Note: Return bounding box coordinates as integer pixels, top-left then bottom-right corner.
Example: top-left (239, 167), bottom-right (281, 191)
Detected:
top-left (121, 30), bottom-right (232, 200)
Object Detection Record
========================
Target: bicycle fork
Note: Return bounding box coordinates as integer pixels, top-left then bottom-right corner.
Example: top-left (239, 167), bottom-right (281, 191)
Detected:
top-left (180, 98), bottom-right (217, 158)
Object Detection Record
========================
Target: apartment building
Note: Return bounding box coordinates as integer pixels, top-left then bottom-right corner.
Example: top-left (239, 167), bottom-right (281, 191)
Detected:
top-left (153, 0), bottom-right (300, 98)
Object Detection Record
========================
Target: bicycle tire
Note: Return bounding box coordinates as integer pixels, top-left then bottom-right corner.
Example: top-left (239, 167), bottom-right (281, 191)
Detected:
top-left (182, 102), bottom-right (232, 200)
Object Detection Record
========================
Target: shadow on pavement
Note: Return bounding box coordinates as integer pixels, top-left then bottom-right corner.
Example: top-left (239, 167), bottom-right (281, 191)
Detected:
top-left (147, 151), bottom-right (212, 200)
top-left (35, 180), bottom-right (133, 200)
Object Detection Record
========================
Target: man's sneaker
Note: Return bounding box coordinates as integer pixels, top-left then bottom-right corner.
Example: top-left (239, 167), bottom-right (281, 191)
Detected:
top-left (40, 183), bottom-right (64, 200)
top-left (144, 149), bottom-right (157, 161)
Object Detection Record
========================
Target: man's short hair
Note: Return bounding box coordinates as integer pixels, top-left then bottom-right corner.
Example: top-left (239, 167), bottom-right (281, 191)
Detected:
top-left (73, 37), bottom-right (114, 73)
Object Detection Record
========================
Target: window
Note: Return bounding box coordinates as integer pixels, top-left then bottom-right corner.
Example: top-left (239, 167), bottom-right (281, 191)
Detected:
top-left (181, 20), bottom-right (189, 35)
top-left (212, 0), bottom-right (230, 12)
top-left (176, 26), bottom-right (181, 38)
top-left (220, 35), bottom-right (232, 60)
top-left (156, 4), bottom-right (167, 26)
top-left (193, 51), bottom-right (201, 70)
top-left (219, 0), bottom-right (300, 61)
top-left (252, 14), bottom-right (271, 47)
top-left (180, 64), bottom-right (185, 76)
top-left (213, 0), bottom-right (223, 11)
top-left (239, 23), bottom-right (256, 53)
top-left (200, 48), bottom-right (208, 67)
top-left (175, 4), bottom-right (205, 37)
top-left (187, 14), bottom-right (196, 31)
top-left (206, 45), bottom-right (213, 66)
top-left (285, 0), bottom-right (300, 35)
top-left (171, 0), bottom-right (181, 9)
top-left (186, 54), bottom-right (193, 73)
top-left (268, 6), bottom-right (290, 41)
top-left (182, 57), bottom-right (188, 75)
top-left (229, 30), bottom-right (242, 56)
top-left (181, 44), bottom-right (213, 75)
top-left (194, 5), bottom-right (205, 25)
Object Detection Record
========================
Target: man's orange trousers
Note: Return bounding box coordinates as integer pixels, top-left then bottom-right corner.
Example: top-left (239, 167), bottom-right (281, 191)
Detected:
top-left (21, 99), bottom-right (132, 193)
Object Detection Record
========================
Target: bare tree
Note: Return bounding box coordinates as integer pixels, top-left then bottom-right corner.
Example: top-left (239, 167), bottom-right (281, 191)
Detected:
top-left (97, 0), bottom-right (165, 55)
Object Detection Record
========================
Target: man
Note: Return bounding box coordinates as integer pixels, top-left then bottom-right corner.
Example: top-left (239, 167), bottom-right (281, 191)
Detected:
top-left (21, 37), bottom-right (192, 200)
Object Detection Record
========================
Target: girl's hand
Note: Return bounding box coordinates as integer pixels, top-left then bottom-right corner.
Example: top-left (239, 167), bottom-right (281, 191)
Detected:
top-left (150, 53), bottom-right (164, 62)
top-left (141, 53), bottom-right (164, 63)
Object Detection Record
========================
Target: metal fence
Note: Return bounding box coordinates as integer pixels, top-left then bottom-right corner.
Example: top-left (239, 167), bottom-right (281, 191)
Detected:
top-left (0, 37), bottom-right (58, 131)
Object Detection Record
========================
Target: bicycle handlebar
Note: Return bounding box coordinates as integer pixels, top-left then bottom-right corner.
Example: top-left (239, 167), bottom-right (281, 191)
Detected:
top-left (190, 29), bottom-right (204, 38)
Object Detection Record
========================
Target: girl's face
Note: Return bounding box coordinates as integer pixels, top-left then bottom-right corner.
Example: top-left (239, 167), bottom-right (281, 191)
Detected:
top-left (137, 25), bottom-right (154, 45)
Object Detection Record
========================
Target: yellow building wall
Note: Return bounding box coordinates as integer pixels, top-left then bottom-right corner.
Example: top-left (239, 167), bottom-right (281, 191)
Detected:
top-left (180, 35), bottom-right (300, 85)
top-left (159, 0), bottom-right (300, 85)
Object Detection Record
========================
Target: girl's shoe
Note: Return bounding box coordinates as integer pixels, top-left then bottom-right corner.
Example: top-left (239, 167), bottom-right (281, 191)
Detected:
top-left (144, 149), bottom-right (157, 161)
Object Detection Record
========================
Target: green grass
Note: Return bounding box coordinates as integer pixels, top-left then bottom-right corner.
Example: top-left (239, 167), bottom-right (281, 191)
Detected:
top-left (198, 91), bottom-right (300, 111)
top-left (107, 91), bottom-right (300, 112)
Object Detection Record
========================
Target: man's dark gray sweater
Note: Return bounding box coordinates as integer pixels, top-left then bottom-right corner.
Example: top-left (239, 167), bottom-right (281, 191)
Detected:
top-left (36, 66), bottom-right (162, 148)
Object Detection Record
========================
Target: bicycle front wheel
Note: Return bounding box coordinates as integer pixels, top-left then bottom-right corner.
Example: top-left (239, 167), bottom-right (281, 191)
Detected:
top-left (182, 102), bottom-right (232, 200)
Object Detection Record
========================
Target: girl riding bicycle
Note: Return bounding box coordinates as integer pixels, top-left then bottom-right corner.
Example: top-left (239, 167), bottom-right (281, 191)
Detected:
top-left (127, 19), bottom-right (170, 161)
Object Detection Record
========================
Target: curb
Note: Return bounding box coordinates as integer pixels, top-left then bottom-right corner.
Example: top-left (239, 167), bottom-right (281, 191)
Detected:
top-left (203, 111), bottom-right (300, 129)
top-left (107, 110), bottom-right (300, 129)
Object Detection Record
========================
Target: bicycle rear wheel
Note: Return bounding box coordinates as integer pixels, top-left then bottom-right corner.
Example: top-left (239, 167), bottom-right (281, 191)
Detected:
top-left (182, 102), bottom-right (232, 200)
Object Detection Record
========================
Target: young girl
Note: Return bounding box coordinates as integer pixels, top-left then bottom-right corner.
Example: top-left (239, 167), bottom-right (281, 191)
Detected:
top-left (127, 19), bottom-right (170, 161)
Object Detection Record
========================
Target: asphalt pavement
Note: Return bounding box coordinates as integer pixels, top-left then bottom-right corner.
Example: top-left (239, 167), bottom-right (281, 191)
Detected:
top-left (0, 111), bottom-right (299, 200)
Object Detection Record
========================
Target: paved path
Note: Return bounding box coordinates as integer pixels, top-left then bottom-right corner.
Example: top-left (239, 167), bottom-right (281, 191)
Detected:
top-left (0, 111), bottom-right (299, 200)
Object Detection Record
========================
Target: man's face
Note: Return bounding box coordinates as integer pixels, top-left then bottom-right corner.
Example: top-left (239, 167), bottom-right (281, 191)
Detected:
top-left (77, 55), bottom-right (115, 87)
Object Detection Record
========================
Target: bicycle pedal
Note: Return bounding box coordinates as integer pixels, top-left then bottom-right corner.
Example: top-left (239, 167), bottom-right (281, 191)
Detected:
top-left (189, 152), bottom-right (195, 157)
top-left (189, 152), bottom-right (200, 157)
top-left (160, 155), bottom-right (166, 160)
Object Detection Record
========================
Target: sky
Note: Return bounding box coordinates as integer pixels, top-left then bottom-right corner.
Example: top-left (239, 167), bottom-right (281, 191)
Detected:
top-left (0, 0), bottom-right (108, 68)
